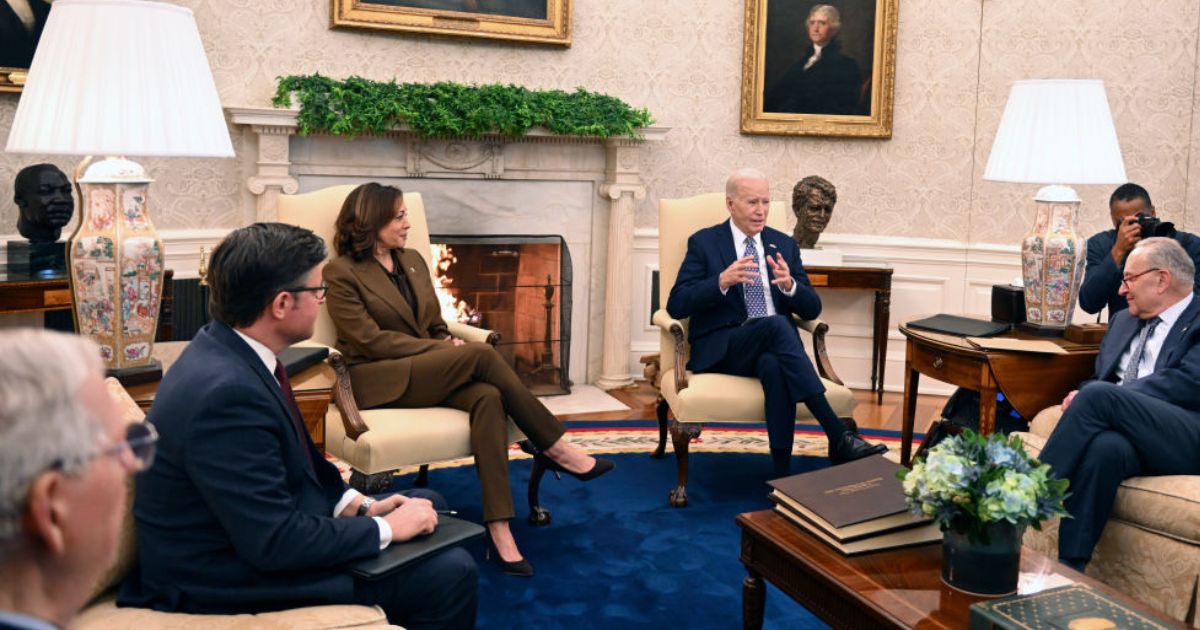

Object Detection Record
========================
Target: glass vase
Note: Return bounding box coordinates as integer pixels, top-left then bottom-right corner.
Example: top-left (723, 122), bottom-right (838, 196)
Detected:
top-left (941, 521), bottom-right (1024, 596)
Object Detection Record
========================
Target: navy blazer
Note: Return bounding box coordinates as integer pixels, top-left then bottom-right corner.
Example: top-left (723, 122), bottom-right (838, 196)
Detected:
top-left (119, 322), bottom-right (380, 614)
top-left (666, 220), bottom-right (821, 372)
top-left (1080, 294), bottom-right (1200, 414)
top-left (1079, 229), bottom-right (1200, 315)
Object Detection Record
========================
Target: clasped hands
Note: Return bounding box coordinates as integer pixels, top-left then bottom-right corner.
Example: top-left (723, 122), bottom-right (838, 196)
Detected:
top-left (719, 253), bottom-right (794, 293)
top-left (353, 494), bottom-right (439, 541)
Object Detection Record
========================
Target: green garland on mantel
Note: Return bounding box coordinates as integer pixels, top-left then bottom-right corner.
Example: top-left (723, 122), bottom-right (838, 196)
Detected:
top-left (272, 74), bottom-right (654, 141)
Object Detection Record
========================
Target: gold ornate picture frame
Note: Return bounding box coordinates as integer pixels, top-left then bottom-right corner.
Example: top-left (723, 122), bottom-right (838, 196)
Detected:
top-left (740, 0), bottom-right (898, 138)
top-left (331, 0), bottom-right (571, 46)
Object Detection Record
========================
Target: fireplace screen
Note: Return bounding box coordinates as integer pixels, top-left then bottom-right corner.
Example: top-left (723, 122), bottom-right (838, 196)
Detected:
top-left (429, 235), bottom-right (571, 396)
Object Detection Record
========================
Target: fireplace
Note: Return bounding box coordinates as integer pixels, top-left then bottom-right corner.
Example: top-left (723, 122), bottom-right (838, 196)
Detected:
top-left (430, 235), bottom-right (571, 396)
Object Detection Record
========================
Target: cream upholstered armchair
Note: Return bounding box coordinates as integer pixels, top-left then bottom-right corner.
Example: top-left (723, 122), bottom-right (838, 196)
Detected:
top-left (644, 192), bottom-right (856, 507)
top-left (1016, 407), bottom-right (1200, 622)
top-left (277, 185), bottom-right (555, 525)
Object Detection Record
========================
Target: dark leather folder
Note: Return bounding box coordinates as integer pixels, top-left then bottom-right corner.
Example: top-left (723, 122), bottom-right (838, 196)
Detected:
top-left (278, 345), bottom-right (330, 376)
top-left (349, 516), bottom-right (484, 580)
top-left (907, 314), bottom-right (1009, 338)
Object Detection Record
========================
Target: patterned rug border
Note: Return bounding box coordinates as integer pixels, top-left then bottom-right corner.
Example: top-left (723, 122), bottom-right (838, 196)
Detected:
top-left (329, 422), bottom-right (922, 479)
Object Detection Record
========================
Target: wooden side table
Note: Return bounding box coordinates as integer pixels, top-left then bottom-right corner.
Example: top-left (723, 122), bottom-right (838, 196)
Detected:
top-left (736, 509), bottom-right (1183, 629)
top-left (806, 265), bottom-right (893, 403)
top-left (125, 341), bottom-right (334, 450)
top-left (898, 321), bottom-right (1099, 465)
top-left (0, 267), bottom-right (175, 341)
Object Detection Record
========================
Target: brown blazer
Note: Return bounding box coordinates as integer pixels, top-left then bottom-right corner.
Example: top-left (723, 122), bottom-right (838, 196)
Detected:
top-left (323, 250), bottom-right (451, 409)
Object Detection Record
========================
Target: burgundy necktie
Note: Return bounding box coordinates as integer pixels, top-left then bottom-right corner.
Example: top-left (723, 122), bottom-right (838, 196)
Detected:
top-left (273, 360), bottom-right (315, 471)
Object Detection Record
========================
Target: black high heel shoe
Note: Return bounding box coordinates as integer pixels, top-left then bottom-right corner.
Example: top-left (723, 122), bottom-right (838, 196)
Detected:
top-left (534, 451), bottom-right (615, 481)
top-left (519, 441), bottom-right (615, 482)
top-left (485, 535), bottom-right (534, 577)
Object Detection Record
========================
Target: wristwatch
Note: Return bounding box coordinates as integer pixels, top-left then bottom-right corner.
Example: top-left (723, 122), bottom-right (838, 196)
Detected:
top-left (356, 497), bottom-right (375, 517)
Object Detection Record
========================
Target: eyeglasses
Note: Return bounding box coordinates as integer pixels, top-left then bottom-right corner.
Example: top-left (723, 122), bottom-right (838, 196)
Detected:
top-left (283, 284), bottom-right (328, 300)
top-left (53, 421), bottom-right (159, 474)
top-left (1121, 268), bottom-right (1162, 289)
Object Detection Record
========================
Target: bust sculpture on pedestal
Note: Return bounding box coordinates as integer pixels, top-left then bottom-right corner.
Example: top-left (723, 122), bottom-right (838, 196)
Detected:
top-left (8, 163), bottom-right (73, 275)
top-left (791, 175), bottom-right (836, 249)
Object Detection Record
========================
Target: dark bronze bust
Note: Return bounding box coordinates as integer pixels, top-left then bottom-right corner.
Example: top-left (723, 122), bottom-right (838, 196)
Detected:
top-left (791, 175), bottom-right (837, 249)
top-left (14, 164), bottom-right (74, 244)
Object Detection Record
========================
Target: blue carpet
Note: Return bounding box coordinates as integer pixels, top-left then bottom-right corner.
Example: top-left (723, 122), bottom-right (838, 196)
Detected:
top-left (390, 443), bottom-right (839, 629)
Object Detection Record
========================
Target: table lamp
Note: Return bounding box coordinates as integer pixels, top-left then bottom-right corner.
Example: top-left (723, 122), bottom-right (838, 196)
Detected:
top-left (983, 79), bottom-right (1127, 335)
top-left (5, 0), bottom-right (234, 383)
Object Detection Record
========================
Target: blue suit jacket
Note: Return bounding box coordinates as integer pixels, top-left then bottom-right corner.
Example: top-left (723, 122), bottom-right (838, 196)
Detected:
top-left (666, 220), bottom-right (821, 372)
top-left (1081, 294), bottom-right (1200, 414)
top-left (1079, 229), bottom-right (1200, 315)
top-left (118, 321), bottom-right (380, 614)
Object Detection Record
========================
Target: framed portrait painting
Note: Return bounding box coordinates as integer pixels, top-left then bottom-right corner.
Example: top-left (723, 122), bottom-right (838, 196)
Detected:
top-left (0, 0), bottom-right (53, 93)
top-left (331, 0), bottom-right (571, 46)
top-left (740, 0), bottom-right (898, 138)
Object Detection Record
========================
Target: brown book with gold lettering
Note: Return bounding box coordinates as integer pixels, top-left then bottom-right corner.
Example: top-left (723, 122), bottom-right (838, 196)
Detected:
top-left (768, 455), bottom-right (911, 528)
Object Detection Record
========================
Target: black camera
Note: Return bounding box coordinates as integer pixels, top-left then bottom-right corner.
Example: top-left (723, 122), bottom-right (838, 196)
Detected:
top-left (1136, 213), bottom-right (1175, 238)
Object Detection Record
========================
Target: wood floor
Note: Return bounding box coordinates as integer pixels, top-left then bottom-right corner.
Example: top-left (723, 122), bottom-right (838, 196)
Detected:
top-left (562, 381), bottom-right (949, 434)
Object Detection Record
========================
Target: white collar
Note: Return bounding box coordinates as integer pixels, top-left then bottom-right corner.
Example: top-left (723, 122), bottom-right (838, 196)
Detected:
top-left (729, 221), bottom-right (763, 248)
top-left (233, 329), bottom-right (279, 378)
top-left (1154, 292), bottom-right (1193, 332)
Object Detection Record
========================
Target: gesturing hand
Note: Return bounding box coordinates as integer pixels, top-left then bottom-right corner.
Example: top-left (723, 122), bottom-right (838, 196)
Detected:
top-left (766, 253), bottom-right (794, 292)
top-left (382, 497), bottom-right (438, 542)
top-left (719, 255), bottom-right (760, 291)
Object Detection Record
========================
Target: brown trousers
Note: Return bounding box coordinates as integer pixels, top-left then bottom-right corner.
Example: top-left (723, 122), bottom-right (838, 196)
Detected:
top-left (382, 342), bottom-right (565, 522)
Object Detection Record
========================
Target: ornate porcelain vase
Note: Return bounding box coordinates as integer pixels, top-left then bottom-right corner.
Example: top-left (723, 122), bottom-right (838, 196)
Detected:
top-left (68, 159), bottom-right (164, 374)
top-left (941, 521), bottom-right (1024, 596)
top-left (1021, 186), bottom-right (1086, 332)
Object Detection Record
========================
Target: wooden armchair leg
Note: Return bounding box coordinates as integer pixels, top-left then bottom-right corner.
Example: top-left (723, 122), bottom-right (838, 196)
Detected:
top-left (519, 440), bottom-right (553, 526)
top-left (350, 469), bottom-right (395, 494)
top-left (652, 397), bottom-right (669, 459)
top-left (668, 421), bottom-right (702, 508)
top-left (414, 464), bottom-right (429, 487)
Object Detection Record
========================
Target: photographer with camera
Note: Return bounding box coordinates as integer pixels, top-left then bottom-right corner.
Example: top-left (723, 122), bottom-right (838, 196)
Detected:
top-left (1080, 183), bottom-right (1200, 316)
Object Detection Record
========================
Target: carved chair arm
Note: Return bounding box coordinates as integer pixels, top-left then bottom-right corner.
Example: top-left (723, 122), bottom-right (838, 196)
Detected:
top-left (651, 309), bottom-right (689, 392)
top-left (447, 320), bottom-right (500, 346)
top-left (791, 316), bottom-right (844, 386)
top-left (328, 352), bottom-right (371, 440)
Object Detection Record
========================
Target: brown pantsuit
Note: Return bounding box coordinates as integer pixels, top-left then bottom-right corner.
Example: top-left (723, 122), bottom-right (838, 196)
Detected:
top-left (324, 251), bottom-right (566, 522)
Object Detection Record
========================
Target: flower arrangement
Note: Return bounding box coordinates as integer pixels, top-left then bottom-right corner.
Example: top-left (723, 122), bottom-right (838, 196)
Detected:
top-left (898, 430), bottom-right (1069, 543)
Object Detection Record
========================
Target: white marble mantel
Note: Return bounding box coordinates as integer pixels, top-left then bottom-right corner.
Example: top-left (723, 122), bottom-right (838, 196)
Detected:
top-left (227, 106), bottom-right (667, 389)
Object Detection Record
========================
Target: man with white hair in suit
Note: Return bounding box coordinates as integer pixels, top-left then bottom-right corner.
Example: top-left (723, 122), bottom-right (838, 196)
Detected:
top-left (0, 329), bottom-right (156, 630)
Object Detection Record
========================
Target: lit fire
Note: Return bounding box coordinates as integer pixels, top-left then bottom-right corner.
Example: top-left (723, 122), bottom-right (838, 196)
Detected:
top-left (430, 244), bottom-right (481, 325)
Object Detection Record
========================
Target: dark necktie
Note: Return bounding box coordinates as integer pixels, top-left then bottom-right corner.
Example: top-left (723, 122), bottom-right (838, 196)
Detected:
top-left (743, 237), bottom-right (769, 319)
top-left (1123, 316), bottom-right (1163, 383)
top-left (273, 360), bottom-right (315, 471)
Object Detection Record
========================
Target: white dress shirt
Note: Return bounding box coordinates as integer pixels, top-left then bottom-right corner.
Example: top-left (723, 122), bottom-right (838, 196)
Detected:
top-left (720, 222), bottom-right (797, 313)
top-left (1115, 292), bottom-right (1193, 384)
top-left (234, 330), bottom-right (392, 548)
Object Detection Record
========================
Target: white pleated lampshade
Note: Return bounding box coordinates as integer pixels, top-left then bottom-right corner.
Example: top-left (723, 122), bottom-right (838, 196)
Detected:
top-left (983, 80), bottom-right (1126, 185)
top-left (4, 0), bottom-right (234, 158)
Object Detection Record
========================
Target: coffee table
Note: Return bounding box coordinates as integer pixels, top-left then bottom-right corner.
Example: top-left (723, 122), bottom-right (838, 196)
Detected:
top-left (124, 341), bottom-right (335, 451)
top-left (736, 509), bottom-right (1183, 629)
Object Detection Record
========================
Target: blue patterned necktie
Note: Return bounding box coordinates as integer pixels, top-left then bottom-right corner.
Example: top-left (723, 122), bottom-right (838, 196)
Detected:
top-left (743, 237), bottom-right (769, 318)
top-left (1123, 316), bottom-right (1162, 383)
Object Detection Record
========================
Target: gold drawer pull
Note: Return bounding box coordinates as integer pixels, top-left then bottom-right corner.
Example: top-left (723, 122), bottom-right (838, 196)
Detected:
top-left (932, 357), bottom-right (944, 369)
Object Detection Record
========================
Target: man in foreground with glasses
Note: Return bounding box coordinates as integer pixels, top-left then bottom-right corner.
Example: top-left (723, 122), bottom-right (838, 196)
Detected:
top-left (1040, 237), bottom-right (1200, 572)
top-left (0, 329), bottom-right (154, 629)
top-left (118, 223), bottom-right (477, 629)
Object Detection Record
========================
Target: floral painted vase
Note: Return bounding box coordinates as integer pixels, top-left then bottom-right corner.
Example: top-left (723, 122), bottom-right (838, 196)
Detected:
top-left (1022, 186), bottom-right (1086, 330)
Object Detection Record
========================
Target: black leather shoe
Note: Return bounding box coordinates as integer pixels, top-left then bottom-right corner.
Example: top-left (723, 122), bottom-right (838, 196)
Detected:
top-left (531, 450), bottom-right (615, 482)
top-left (486, 537), bottom-right (534, 577)
top-left (828, 432), bottom-right (887, 465)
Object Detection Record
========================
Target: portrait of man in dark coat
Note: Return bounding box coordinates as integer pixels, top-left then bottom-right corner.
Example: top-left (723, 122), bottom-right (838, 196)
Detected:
top-left (763, 3), bottom-right (871, 116)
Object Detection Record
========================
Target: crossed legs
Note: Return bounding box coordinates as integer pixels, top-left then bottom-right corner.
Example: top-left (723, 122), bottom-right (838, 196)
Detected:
top-left (1039, 382), bottom-right (1200, 566)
